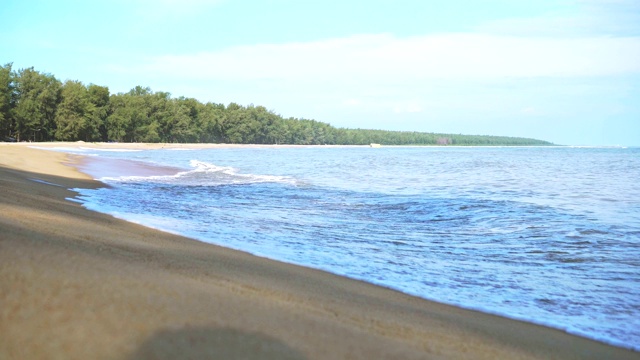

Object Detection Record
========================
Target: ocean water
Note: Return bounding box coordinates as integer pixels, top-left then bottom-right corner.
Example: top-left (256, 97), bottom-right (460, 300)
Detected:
top-left (53, 146), bottom-right (639, 350)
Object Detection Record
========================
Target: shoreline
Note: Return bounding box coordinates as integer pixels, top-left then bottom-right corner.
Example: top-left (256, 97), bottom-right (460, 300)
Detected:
top-left (1, 143), bottom-right (637, 359)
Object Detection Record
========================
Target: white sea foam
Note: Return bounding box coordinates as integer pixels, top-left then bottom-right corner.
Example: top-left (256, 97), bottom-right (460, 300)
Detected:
top-left (99, 159), bottom-right (295, 187)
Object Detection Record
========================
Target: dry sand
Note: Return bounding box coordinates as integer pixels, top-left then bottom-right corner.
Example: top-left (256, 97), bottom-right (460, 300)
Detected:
top-left (0, 143), bottom-right (637, 359)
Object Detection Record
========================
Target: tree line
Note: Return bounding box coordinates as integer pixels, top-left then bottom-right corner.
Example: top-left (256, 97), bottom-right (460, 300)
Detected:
top-left (0, 63), bottom-right (553, 146)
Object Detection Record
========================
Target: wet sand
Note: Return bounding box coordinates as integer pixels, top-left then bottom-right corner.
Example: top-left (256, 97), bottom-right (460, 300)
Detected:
top-left (1, 143), bottom-right (637, 359)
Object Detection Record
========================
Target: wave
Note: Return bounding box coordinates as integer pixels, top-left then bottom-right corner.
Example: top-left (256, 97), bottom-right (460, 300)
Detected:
top-left (100, 159), bottom-right (296, 187)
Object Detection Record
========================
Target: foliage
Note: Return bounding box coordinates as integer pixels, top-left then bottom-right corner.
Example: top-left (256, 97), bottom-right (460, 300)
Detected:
top-left (0, 63), bottom-right (15, 138)
top-left (0, 64), bottom-right (554, 146)
top-left (12, 67), bottom-right (61, 141)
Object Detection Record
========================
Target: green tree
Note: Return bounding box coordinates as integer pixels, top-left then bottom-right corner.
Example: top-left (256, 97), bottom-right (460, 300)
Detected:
top-left (55, 80), bottom-right (94, 141)
top-left (87, 84), bottom-right (110, 141)
top-left (122, 87), bottom-right (152, 142)
top-left (145, 91), bottom-right (172, 142)
top-left (13, 67), bottom-right (61, 141)
top-left (196, 102), bottom-right (225, 143)
top-left (106, 94), bottom-right (128, 142)
top-left (0, 63), bottom-right (15, 139)
top-left (168, 97), bottom-right (200, 143)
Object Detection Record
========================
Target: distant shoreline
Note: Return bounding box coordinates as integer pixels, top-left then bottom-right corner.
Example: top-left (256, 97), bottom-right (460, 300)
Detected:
top-left (11, 141), bottom-right (635, 151)
top-left (4, 140), bottom-right (565, 148)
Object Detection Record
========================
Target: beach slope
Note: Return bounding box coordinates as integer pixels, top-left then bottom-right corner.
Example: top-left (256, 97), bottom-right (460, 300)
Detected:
top-left (0, 144), bottom-right (636, 359)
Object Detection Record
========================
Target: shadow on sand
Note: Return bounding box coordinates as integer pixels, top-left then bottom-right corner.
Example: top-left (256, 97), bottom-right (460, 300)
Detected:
top-left (129, 326), bottom-right (307, 360)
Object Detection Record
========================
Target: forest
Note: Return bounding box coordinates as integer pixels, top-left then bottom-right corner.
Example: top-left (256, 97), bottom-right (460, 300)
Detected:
top-left (0, 63), bottom-right (553, 146)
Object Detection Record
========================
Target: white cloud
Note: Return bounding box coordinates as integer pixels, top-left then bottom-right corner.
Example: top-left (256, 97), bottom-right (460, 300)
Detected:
top-left (134, 33), bottom-right (640, 85)
top-left (478, 0), bottom-right (640, 37)
top-left (107, 30), bottom-right (639, 122)
top-left (101, 4), bottom-right (639, 146)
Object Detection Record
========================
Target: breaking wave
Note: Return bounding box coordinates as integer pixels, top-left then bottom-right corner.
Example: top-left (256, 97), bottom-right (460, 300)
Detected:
top-left (100, 159), bottom-right (296, 187)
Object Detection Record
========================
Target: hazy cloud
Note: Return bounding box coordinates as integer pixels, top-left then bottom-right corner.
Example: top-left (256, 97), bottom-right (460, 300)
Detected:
top-left (478, 0), bottom-right (640, 36)
top-left (136, 33), bottom-right (640, 83)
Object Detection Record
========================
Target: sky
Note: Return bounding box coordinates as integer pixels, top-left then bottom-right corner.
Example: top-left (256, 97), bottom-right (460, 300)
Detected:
top-left (1, 0), bottom-right (639, 145)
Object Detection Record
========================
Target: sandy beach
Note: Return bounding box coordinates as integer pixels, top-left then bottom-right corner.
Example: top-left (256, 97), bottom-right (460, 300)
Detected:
top-left (1, 143), bottom-right (637, 359)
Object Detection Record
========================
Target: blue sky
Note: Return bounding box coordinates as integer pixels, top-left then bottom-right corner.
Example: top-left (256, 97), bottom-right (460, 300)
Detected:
top-left (2, 0), bottom-right (639, 145)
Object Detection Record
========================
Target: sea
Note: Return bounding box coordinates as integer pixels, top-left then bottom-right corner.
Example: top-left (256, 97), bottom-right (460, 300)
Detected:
top-left (43, 145), bottom-right (640, 350)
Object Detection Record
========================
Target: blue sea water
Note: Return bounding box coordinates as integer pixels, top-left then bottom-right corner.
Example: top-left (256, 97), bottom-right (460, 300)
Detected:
top-left (54, 146), bottom-right (640, 350)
